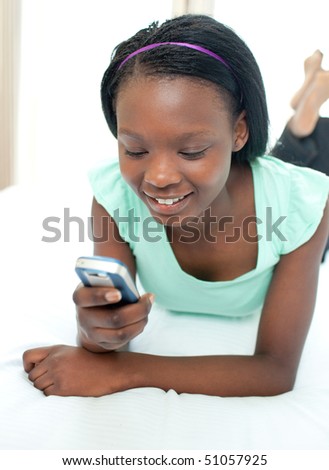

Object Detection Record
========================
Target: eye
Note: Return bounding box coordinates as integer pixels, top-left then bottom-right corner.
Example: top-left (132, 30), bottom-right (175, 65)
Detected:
top-left (179, 147), bottom-right (209, 159)
top-left (124, 149), bottom-right (148, 158)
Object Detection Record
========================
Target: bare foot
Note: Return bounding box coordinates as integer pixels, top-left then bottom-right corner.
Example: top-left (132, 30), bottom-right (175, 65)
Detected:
top-left (288, 70), bottom-right (329, 137)
top-left (290, 50), bottom-right (323, 110)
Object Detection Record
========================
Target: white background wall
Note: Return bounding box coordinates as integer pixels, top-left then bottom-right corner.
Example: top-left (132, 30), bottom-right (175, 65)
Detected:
top-left (16, 0), bottom-right (329, 186)
top-left (213, 0), bottom-right (329, 147)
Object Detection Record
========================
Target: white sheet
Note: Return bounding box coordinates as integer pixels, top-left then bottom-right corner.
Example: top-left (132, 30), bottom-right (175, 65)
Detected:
top-left (0, 183), bottom-right (328, 450)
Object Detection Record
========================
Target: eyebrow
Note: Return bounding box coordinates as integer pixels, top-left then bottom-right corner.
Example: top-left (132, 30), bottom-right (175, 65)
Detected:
top-left (118, 129), bottom-right (144, 140)
top-left (118, 128), bottom-right (214, 140)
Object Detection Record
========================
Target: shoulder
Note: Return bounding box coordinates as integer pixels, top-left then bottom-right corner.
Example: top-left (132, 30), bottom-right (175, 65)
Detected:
top-left (251, 155), bottom-right (329, 198)
top-left (88, 158), bottom-right (149, 250)
top-left (89, 158), bottom-right (124, 204)
top-left (252, 155), bottom-right (329, 254)
top-left (252, 153), bottom-right (327, 179)
top-left (88, 158), bottom-right (138, 213)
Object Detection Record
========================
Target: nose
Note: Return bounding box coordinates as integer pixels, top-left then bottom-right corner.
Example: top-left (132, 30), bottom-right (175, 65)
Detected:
top-left (143, 153), bottom-right (182, 188)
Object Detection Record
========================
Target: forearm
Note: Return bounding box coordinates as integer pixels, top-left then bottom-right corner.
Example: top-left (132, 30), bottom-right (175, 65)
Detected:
top-left (118, 352), bottom-right (295, 397)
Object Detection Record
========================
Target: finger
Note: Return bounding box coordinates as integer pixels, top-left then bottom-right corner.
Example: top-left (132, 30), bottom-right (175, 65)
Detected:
top-left (78, 292), bottom-right (153, 330)
top-left (94, 315), bottom-right (149, 349)
top-left (32, 372), bottom-right (54, 393)
top-left (99, 293), bottom-right (153, 329)
top-left (73, 284), bottom-right (122, 307)
top-left (28, 363), bottom-right (48, 382)
top-left (43, 384), bottom-right (57, 396)
top-left (22, 347), bottom-right (51, 373)
top-left (43, 384), bottom-right (73, 397)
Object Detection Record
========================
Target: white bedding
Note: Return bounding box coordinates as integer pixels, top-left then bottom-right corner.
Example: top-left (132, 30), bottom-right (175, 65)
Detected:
top-left (0, 182), bottom-right (328, 450)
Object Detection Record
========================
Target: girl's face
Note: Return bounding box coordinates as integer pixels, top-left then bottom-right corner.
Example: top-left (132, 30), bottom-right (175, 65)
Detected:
top-left (116, 76), bottom-right (248, 226)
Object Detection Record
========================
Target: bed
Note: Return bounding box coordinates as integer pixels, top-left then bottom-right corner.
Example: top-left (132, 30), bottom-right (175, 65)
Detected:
top-left (0, 180), bottom-right (329, 451)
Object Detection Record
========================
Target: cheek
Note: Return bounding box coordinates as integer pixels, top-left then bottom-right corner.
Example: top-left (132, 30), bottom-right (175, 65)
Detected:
top-left (118, 156), bottom-right (143, 190)
top-left (195, 157), bottom-right (231, 192)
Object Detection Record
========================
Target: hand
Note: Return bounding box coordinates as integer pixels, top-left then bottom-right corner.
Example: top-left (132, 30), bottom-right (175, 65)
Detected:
top-left (73, 285), bottom-right (154, 352)
top-left (23, 345), bottom-right (127, 397)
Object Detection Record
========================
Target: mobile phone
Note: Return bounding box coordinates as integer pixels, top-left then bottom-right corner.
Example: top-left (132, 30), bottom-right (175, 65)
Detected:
top-left (75, 255), bottom-right (140, 304)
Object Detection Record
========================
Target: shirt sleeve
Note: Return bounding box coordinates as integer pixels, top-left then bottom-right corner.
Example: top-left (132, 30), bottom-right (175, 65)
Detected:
top-left (280, 165), bottom-right (329, 255)
top-left (88, 158), bottom-right (140, 249)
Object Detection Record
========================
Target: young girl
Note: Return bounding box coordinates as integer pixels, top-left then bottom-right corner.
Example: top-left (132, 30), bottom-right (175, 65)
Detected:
top-left (23, 15), bottom-right (329, 397)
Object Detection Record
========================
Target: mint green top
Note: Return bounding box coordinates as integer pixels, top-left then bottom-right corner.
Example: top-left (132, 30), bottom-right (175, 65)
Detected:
top-left (89, 155), bottom-right (329, 317)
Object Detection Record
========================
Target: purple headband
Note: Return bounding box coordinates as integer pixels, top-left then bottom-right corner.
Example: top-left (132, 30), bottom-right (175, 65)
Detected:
top-left (118, 42), bottom-right (232, 71)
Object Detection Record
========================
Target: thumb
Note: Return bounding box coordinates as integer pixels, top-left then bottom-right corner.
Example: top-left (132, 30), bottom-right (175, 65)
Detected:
top-left (140, 292), bottom-right (155, 309)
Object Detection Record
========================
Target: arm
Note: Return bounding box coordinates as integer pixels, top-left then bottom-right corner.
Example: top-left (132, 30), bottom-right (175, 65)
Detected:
top-left (24, 199), bottom-right (329, 397)
top-left (75, 198), bottom-right (154, 353)
top-left (114, 198), bottom-right (329, 397)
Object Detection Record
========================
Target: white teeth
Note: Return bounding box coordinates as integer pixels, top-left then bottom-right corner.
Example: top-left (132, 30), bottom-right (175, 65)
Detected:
top-left (155, 196), bottom-right (185, 205)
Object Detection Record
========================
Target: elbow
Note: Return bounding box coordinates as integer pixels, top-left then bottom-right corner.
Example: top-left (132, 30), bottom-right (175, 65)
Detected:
top-left (257, 354), bottom-right (297, 396)
top-left (281, 370), bottom-right (297, 394)
top-left (269, 377), bottom-right (295, 396)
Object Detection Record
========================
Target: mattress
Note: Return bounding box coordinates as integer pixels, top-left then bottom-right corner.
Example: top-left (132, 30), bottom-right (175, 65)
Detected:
top-left (0, 182), bottom-right (328, 452)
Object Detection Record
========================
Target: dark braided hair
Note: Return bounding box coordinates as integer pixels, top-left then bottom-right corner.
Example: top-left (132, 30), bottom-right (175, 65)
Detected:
top-left (101, 15), bottom-right (269, 162)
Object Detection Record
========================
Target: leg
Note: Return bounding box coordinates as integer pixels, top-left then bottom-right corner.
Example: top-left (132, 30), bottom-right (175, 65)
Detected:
top-left (290, 50), bottom-right (323, 110)
top-left (288, 70), bottom-right (329, 137)
top-left (271, 123), bottom-right (318, 167)
top-left (273, 50), bottom-right (329, 165)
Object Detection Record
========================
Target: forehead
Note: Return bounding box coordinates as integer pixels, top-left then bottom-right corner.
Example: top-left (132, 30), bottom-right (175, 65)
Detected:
top-left (116, 75), bottom-right (231, 124)
top-left (118, 73), bottom-right (222, 95)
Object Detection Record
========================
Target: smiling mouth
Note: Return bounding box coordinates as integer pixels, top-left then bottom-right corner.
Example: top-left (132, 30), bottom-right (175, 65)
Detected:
top-left (144, 192), bottom-right (191, 210)
top-left (153, 195), bottom-right (186, 205)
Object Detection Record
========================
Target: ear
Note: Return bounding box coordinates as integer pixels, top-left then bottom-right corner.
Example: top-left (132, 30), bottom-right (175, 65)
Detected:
top-left (233, 111), bottom-right (249, 152)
